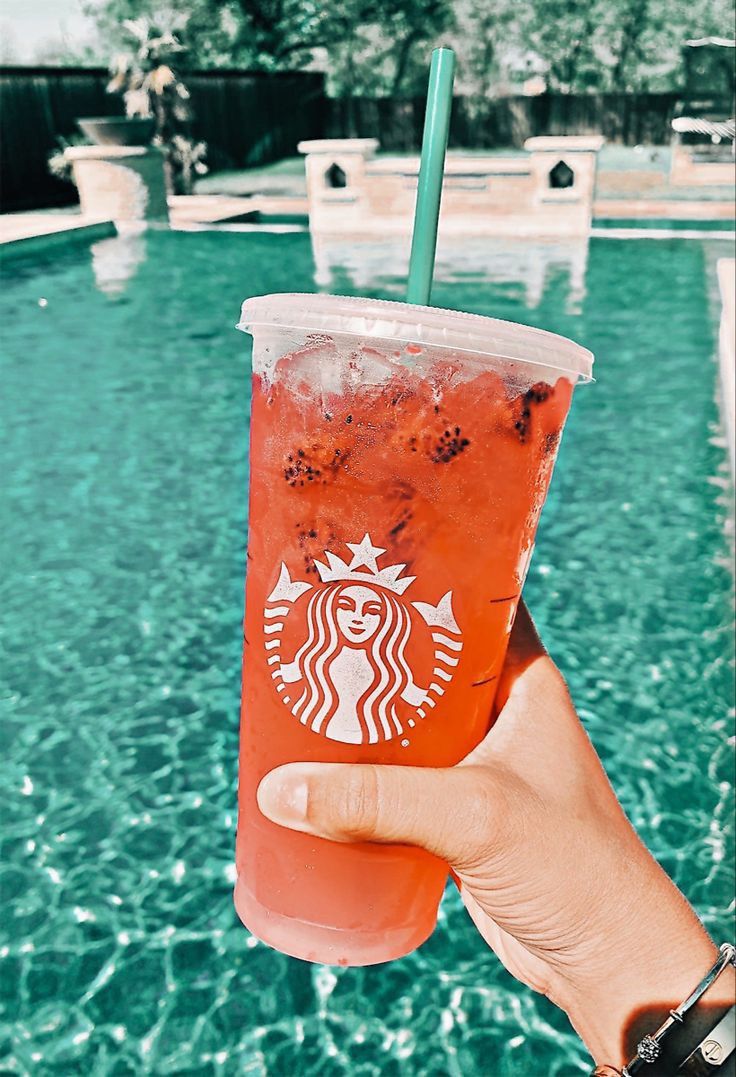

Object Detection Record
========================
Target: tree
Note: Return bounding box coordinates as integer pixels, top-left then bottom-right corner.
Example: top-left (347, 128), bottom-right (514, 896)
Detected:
top-left (322, 0), bottom-right (452, 97)
top-left (444, 0), bottom-right (536, 97)
top-left (84, 0), bottom-right (735, 96)
top-left (518, 0), bottom-right (605, 92)
top-left (85, 0), bottom-right (452, 89)
top-left (531, 0), bottom-right (736, 93)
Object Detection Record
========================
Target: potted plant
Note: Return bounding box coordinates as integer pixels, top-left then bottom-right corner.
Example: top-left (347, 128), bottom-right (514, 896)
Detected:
top-left (76, 15), bottom-right (187, 145)
top-left (76, 15), bottom-right (207, 191)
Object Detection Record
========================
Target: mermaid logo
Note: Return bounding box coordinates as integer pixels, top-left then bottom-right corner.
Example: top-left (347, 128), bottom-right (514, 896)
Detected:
top-left (264, 534), bottom-right (463, 745)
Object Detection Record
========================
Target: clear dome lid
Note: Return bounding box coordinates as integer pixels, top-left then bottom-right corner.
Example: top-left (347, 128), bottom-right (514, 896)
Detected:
top-left (238, 293), bottom-right (594, 381)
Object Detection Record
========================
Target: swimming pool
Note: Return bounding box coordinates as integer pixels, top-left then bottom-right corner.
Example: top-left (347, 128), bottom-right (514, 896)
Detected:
top-left (1, 229), bottom-right (733, 1075)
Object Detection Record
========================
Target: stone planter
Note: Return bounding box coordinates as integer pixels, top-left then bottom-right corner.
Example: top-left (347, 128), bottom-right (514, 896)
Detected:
top-left (64, 145), bottom-right (169, 226)
top-left (78, 117), bottom-right (155, 147)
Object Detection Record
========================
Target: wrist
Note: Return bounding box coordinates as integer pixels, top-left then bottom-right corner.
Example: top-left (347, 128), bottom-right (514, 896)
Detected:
top-left (561, 932), bottom-right (733, 1068)
top-left (548, 864), bottom-right (732, 1066)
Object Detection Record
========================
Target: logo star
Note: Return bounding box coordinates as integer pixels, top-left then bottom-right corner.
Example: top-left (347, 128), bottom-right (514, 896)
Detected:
top-left (346, 533), bottom-right (386, 573)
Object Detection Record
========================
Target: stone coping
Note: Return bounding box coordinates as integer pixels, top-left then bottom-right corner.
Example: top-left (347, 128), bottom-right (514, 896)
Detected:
top-left (298, 139), bottom-right (379, 155)
top-left (1, 192), bottom-right (732, 246)
top-left (65, 145), bottom-right (164, 160)
top-left (0, 213), bottom-right (114, 246)
top-left (593, 199), bottom-right (735, 219)
top-left (298, 136), bottom-right (606, 157)
top-left (717, 258), bottom-right (735, 478)
top-left (367, 156), bottom-right (531, 176)
top-left (524, 135), bottom-right (606, 152)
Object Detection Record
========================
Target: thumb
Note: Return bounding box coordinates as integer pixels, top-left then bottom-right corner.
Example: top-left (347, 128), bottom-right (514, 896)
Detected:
top-left (257, 761), bottom-right (509, 869)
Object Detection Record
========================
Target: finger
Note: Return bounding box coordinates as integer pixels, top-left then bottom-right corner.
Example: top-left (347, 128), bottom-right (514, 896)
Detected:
top-left (465, 649), bottom-right (573, 770)
top-left (494, 598), bottom-right (547, 711)
top-left (463, 599), bottom-right (571, 767)
top-left (257, 761), bottom-right (508, 869)
top-left (507, 598), bottom-right (546, 666)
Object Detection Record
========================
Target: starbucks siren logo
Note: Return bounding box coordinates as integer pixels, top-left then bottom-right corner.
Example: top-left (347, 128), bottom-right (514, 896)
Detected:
top-left (263, 533), bottom-right (463, 745)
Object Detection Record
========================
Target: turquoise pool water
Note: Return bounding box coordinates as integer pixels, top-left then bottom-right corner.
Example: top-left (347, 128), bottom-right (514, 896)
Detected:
top-left (1, 230), bottom-right (734, 1076)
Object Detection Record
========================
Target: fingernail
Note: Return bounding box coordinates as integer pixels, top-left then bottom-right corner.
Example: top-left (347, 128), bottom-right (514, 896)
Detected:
top-left (257, 766), bottom-right (310, 830)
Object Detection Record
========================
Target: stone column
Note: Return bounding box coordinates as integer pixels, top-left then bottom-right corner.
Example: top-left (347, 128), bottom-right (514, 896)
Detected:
top-left (297, 139), bottom-right (379, 234)
top-left (524, 136), bottom-right (605, 235)
top-left (65, 145), bottom-right (169, 227)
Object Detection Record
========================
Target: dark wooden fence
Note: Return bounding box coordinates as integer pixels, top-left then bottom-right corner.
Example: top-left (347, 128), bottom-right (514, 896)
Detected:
top-left (186, 70), bottom-right (325, 171)
top-left (0, 67), bottom-right (326, 212)
top-left (325, 92), bottom-right (687, 152)
top-left (1, 67), bottom-right (114, 212)
top-left (1, 66), bottom-right (725, 213)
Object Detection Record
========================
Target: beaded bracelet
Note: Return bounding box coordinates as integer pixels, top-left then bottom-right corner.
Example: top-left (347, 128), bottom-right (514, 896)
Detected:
top-left (592, 943), bottom-right (736, 1077)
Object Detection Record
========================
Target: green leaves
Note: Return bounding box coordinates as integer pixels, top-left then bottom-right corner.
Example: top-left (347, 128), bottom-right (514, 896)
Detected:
top-left (84, 0), bottom-right (735, 96)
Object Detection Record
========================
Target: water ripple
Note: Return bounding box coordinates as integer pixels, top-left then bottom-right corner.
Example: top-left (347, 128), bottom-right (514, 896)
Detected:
top-left (0, 232), bottom-right (733, 1075)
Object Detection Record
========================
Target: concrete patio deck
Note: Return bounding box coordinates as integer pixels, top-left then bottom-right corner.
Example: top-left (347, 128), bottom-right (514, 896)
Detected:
top-left (592, 199), bottom-right (735, 220)
top-left (0, 194), bottom-right (309, 247)
top-left (3, 192), bottom-right (733, 249)
top-left (168, 193), bottom-right (308, 224)
top-left (0, 212), bottom-right (115, 246)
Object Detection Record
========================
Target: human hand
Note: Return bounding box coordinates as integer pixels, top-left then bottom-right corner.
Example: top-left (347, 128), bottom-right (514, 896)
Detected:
top-left (257, 602), bottom-right (734, 1067)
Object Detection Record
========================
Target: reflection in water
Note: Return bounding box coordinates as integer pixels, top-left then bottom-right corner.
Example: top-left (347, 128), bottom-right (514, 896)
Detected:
top-left (90, 231), bottom-right (148, 296)
top-left (312, 235), bottom-right (589, 313)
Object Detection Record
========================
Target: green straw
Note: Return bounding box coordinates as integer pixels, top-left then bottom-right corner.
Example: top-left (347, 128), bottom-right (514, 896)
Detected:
top-left (406, 46), bottom-right (456, 306)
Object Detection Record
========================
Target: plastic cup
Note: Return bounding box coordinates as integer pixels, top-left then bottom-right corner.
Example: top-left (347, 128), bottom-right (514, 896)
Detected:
top-left (234, 294), bottom-right (593, 966)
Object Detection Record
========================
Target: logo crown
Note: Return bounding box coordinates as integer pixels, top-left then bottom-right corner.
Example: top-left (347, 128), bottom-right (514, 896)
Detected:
top-left (313, 533), bottom-right (416, 595)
